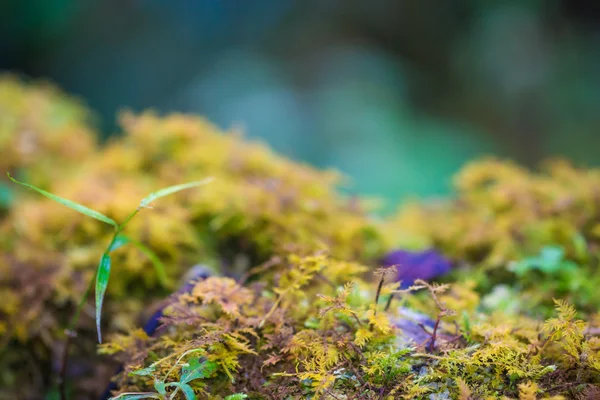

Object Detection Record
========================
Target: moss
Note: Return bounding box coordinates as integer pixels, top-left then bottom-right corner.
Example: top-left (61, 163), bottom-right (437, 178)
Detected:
top-left (1, 76), bottom-right (600, 399)
top-left (0, 77), bottom-right (391, 398)
top-left (393, 158), bottom-right (600, 316)
top-left (0, 74), bottom-right (97, 188)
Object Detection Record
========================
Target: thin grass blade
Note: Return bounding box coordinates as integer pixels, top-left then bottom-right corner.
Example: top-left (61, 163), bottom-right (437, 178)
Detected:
top-left (95, 253), bottom-right (112, 343)
top-left (129, 239), bottom-right (174, 288)
top-left (127, 237), bottom-right (173, 288)
top-left (7, 173), bottom-right (117, 227)
top-left (139, 177), bottom-right (213, 208)
top-left (110, 234), bottom-right (172, 288)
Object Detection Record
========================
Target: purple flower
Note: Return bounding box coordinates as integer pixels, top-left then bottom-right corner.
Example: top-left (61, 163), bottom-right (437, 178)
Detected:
top-left (381, 249), bottom-right (451, 289)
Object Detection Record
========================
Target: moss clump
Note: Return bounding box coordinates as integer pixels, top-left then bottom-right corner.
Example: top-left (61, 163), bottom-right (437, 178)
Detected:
top-left (393, 158), bottom-right (600, 316)
top-left (0, 77), bottom-right (391, 398)
top-left (1, 76), bottom-right (600, 399)
top-left (102, 265), bottom-right (600, 399)
top-left (0, 75), bottom-right (97, 188)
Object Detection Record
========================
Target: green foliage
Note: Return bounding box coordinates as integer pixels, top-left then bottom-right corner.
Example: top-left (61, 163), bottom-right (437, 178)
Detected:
top-left (510, 246), bottom-right (578, 276)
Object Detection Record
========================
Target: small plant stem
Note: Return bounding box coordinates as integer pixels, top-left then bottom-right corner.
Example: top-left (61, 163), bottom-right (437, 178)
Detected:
top-left (315, 272), bottom-right (336, 288)
top-left (374, 276), bottom-right (385, 312)
top-left (342, 354), bottom-right (367, 387)
top-left (259, 296), bottom-right (282, 328)
top-left (66, 272), bottom-right (96, 332)
top-left (59, 266), bottom-right (97, 400)
top-left (324, 389), bottom-right (342, 400)
top-left (428, 314), bottom-right (442, 352)
top-left (119, 208), bottom-right (141, 231)
top-left (383, 293), bottom-right (394, 312)
top-left (59, 329), bottom-right (77, 400)
top-left (351, 312), bottom-right (364, 327)
top-left (370, 275), bottom-right (385, 332)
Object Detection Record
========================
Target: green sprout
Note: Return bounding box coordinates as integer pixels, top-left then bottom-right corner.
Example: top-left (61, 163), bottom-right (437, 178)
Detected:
top-left (7, 172), bottom-right (213, 343)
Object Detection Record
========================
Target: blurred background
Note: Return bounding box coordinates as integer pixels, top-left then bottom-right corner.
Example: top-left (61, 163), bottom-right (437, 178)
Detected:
top-left (1, 0), bottom-right (599, 210)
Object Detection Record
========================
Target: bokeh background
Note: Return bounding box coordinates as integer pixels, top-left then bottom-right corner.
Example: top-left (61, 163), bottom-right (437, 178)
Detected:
top-left (1, 0), bottom-right (599, 210)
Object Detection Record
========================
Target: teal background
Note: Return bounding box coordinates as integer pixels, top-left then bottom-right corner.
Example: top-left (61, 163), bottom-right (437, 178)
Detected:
top-left (2, 0), bottom-right (599, 210)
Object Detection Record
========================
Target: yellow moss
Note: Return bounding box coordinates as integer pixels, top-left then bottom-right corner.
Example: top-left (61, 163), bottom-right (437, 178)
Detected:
top-left (0, 75), bottom-right (97, 187)
top-left (3, 77), bottom-right (600, 399)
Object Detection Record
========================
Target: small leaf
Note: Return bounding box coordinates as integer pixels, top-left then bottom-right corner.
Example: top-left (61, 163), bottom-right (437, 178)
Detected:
top-left (167, 383), bottom-right (196, 400)
top-left (539, 246), bottom-right (564, 268)
top-left (510, 245), bottom-right (579, 276)
top-left (7, 173), bottom-right (117, 227)
top-left (95, 253), bottom-right (111, 343)
top-left (109, 234), bottom-right (130, 252)
top-left (154, 380), bottom-right (166, 395)
top-left (180, 358), bottom-right (218, 384)
top-left (139, 178), bottom-right (213, 208)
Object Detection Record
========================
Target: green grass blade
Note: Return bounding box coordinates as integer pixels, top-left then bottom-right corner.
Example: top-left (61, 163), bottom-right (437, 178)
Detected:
top-left (111, 234), bottom-right (172, 288)
top-left (95, 253), bottom-right (111, 343)
top-left (128, 238), bottom-right (173, 289)
top-left (139, 177), bottom-right (213, 208)
top-left (7, 173), bottom-right (117, 227)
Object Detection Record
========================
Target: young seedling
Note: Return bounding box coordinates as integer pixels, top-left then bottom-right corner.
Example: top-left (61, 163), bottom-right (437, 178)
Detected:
top-left (7, 172), bottom-right (213, 342)
top-left (109, 349), bottom-right (220, 400)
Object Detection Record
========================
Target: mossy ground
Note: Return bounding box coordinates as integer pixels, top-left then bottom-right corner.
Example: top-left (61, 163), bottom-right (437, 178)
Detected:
top-left (1, 76), bottom-right (599, 399)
